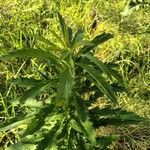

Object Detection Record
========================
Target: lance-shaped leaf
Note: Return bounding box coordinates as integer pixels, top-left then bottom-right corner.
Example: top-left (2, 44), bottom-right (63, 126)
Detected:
top-left (0, 115), bottom-right (33, 132)
top-left (37, 121), bottom-right (64, 150)
top-left (50, 29), bottom-right (66, 47)
top-left (89, 107), bottom-right (149, 127)
top-left (19, 79), bottom-right (58, 102)
top-left (0, 48), bottom-right (60, 66)
top-left (78, 32), bottom-right (113, 54)
top-left (57, 68), bottom-right (74, 106)
top-left (22, 105), bottom-right (55, 137)
top-left (74, 94), bottom-right (87, 122)
top-left (57, 12), bottom-right (73, 48)
top-left (81, 53), bottom-right (112, 80)
top-left (75, 133), bottom-right (87, 150)
top-left (107, 67), bottom-right (124, 85)
top-left (73, 116), bottom-right (96, 146)
top-left (97, 135), bottom-right (119, 149)
top-left (71, 28), bottom-right (84, 49)
top-left (9, 77), bottom-right (43, 88)
top-left (78, 63), bottom-right (117, 104)
top-left (29, 34), bottom-right (62, 51)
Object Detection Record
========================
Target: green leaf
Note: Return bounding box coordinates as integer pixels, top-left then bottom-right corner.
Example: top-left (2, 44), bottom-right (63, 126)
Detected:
top-left (107, 67), bottom-right (124, 85)
top-left (76, 134), bottom-right (86, 150)
top-left (90, 107), bottom-right (149, 127)
top-left (9, 77), bottom-right (43, 88)
top-left (72, 28), bottom-right (84, 48)
top-left (0, 48), bottom-right (60, 65)
top-left (74, 94), bottom-right (87, 122)
top-left (57, 12), bottom-right (72, 48)
top-left (24, 98), bottom-right (43, 108)
top-left (67, 27), bottom-right (73, 48)
top-left (0, 116), bottom-right (33, 132)
top-left (65, 54), bottom-right (75, 77)
top-left (73, 116), bottom-right (96, 146)
top-left (20, 79), bottom-right (58, 102)
top-left (78, 63), bottom-right (117, 104)
top-left (6, 143), bottom-right (36, 150)
top-left (81, 53), bottom-right (112, 80)
top-left (37, 121), bottom-right (63, 150)
top-left (30, 34), bottom-right (62, 51)
top-left (57, 12), bottom-right (68, 47)
top-left (50, 30), bottom-right (66, 47)
top-left (78, 33), bottom-right (113, 54)
top-left (57, 68), bottom-right (74, 106)
top-left (67, 128), bottom-right (74, 150)
top-left (22, 105), bottom-right (55, 137)
top-left (82, 119), bottom-right (96, 146)
top-left (97, 135), bottom-right (119, 149)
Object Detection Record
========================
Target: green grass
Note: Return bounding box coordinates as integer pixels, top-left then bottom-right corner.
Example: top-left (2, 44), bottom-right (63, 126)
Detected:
top-left (0, 0), bottom-right (150, 149)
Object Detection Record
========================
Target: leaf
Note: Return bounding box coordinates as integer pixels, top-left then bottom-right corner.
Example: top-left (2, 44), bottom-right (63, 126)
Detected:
top-left (6, 143), bottom-right (36, 150)
top-left (20, 79), bottom-right (58, 102)
top-left (0, 116), bottom-right (33, 132)
top-left (82, 119), bottom-right (96, 146)
top-left (71, 28), bottom-right (84, 48)
top-left (57, 12), bottom-right (73, 48)
top-left (57, 12), bottom-right (68, 47)
top-left (107, 67), bottom-right (124, 85)
top-left (57, 68), bottom-right (74, 106)
top-left (67, 128), bottom-right (74, 150)
top-left (24, 98), bottom-right (43, 108)
top-left (73, 116), bottom-right (96, 146)
top-left (78, 63), bottom-right (117, 104)
top-left (30, 34), bottom-right (62, 51)
top-left (74, 94), bottom-right (87, 122)
top-left (50, 30), bottom-right (66, 47)
top-left (37, 121), bottom-right (62, 150)
top-left (22, 105), bottom-right (55, 137)
top-left (76, 134), bottom-right (86, 150)
top-left (97, 135), bottom-right (119, 149)
top-left (89, 107), bottom-right (149, 127)
top-left (9, 77), bottom-right (43, 88)
top-left (65, 54), bottom-right (75, 77)
top-left (78, 33), bottom-right (113, 54)
top-left (0, 48), bottom-right (60, 66)
top-left (110, 83), bottom-right (127, 92)
top-left (81, 53), bottom-right (112, 80)
top-left (67, 27), bottom-right (73, 48)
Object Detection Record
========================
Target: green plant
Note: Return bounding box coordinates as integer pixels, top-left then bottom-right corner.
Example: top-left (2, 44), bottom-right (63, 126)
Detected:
top-left (0, 12), bottom-right (148, 150)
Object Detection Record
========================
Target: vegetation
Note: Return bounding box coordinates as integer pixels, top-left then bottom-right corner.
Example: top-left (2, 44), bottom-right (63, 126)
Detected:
top-left (0, 0), bottom-right (149, 149)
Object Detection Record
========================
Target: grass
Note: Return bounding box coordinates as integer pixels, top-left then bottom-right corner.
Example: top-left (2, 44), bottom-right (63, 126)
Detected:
top-left (0, 0), bottom-right (150, 149)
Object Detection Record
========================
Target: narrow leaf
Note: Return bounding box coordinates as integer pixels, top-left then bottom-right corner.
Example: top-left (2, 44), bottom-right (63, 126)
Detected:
top-left (72, 28), bottom-right (84, 48)
top-left (50, 30), bottom-right (66, 47)
top-left (57, 12), bottom-right (72, 48)
top-left (78, 32), bottom-right (113, 54)
top-left (81, 53), bottom-right (112, 80)
top-left (9, 77), bottom-right (43, 88)
top-left (20, 79), bottom-right (58, 102)
top-left (37, 122), bottom-right (60, 150)
top-left (22, 105), bottom-right (55, 137)
top-left (78, 63), bottom-right (117, 104)
top-left (74, 94), bottom-right (87, 122)
top-left (0, 116), bottom-right (33, 132)
top-left (30, 34), bottom-right (62, 51)
top-left (73, 116), bottom-right (96, 146)
top-left (0, 48), bottom-right (60, 65)
top-left (57, 68), bottom-right (74, 106)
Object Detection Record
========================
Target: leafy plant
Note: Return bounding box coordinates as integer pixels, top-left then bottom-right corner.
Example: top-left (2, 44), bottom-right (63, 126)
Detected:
top-left (0, 12), bottom-right (148, 150)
